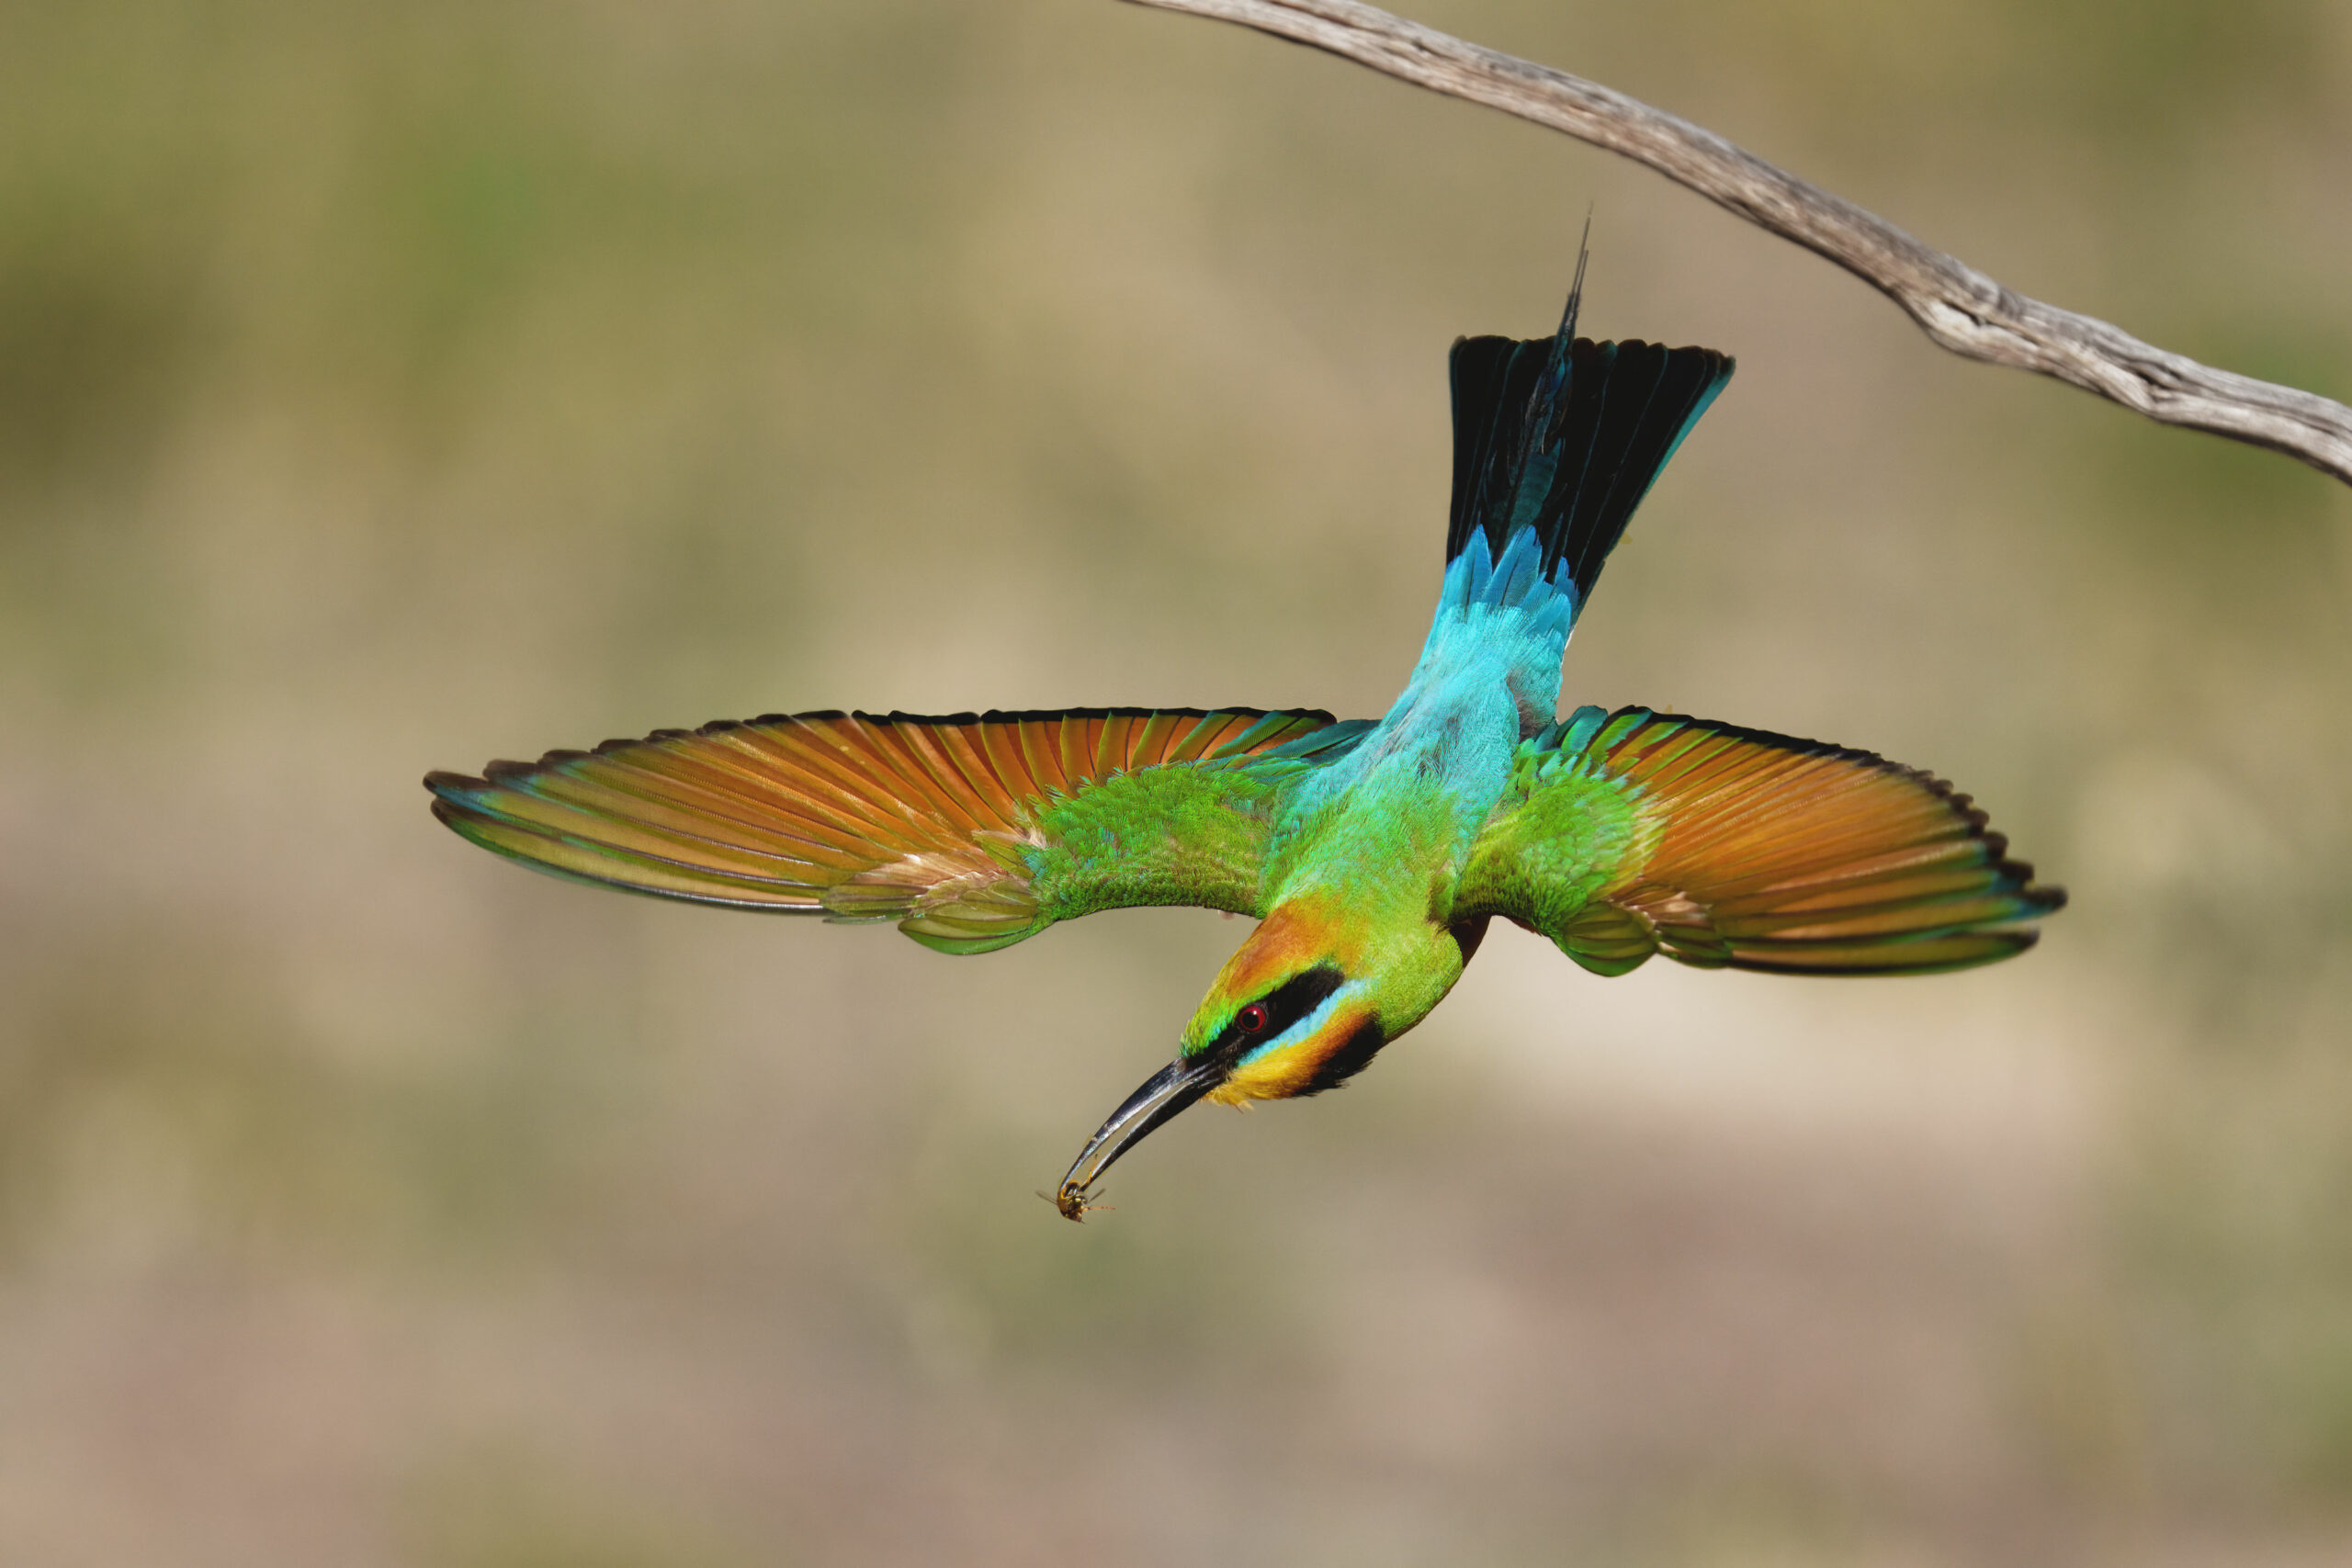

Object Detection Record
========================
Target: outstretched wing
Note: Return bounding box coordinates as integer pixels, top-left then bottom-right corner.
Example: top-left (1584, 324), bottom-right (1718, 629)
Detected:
top-left (1455, 706), bottom-right (2064, 976)
top-left (427, 707), bottom-right (1370, 954)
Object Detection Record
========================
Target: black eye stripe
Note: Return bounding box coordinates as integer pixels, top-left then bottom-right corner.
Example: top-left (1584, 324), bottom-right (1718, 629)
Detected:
top-left (1208, 964), bottom-right (1346, 1064)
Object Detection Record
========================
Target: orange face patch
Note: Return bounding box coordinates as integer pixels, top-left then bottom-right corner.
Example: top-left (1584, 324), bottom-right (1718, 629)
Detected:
top-left (1193, 896), bottom-right (1360, 1044)
top-left (1183, 893), bottom-right (1393, 1102)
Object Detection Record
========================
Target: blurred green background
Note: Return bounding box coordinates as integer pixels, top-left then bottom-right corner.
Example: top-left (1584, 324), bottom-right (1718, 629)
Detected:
top-left (3, 1), bottom-right (2350, 1562)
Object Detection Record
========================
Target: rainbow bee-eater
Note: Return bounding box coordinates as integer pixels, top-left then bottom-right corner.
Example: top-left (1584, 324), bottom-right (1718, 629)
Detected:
top-left (427, 280), bottom-right (2064, 1220)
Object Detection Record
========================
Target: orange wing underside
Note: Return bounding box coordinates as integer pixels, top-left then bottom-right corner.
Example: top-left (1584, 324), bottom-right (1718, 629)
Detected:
top-left (425, 706), bottom-right (1336, 917)
top-left (1575, 709), bottom-right (2064, 975)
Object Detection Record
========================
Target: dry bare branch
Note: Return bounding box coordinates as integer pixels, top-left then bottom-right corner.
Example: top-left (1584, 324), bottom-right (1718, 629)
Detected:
top-left (1128, 0), bottom-right (2352, 488)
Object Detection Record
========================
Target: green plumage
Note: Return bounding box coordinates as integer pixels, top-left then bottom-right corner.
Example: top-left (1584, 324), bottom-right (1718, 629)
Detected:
top-left (425, 308), bottom-right (2064, 1214)
top-left (1458, 707), bottom-right (2063, 976)
top-left (1456, 751), bottom-right (1649, 967)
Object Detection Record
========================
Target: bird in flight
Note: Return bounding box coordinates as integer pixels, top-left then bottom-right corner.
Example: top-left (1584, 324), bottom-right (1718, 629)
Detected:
top-left (427, 277), bottom-right (2064, 1220)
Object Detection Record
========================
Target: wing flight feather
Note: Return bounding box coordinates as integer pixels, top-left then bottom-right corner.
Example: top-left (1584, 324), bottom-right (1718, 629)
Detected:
top-left (428, 706), bottom-right (1363, 954)
top-left (1458, 706), bottom-right (2064, 976)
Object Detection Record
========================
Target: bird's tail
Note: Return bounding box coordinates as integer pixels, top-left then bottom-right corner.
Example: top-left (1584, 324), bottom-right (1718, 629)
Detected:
top-left (1444, 256), bottom-right (1735, 625)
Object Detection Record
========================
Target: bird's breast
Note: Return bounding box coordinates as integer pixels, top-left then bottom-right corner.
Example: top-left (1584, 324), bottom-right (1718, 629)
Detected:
top-left (1269, 699), bottom-right (1521, 916)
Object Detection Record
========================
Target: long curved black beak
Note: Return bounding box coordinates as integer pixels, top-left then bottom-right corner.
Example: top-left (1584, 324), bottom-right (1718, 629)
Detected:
top-left (1051, 1052), bottom-right (1227, 1221)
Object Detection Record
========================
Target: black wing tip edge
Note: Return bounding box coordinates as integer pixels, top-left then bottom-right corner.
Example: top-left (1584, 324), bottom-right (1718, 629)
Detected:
top-left (424, 705), bottom-right (1345, 796)
top-left (1578, 703), bottom-right (2069, 915)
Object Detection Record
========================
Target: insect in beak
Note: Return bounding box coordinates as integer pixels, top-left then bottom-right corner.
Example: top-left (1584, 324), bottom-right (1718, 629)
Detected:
top-left (1050, 1051), bottom-right (1227, 1221)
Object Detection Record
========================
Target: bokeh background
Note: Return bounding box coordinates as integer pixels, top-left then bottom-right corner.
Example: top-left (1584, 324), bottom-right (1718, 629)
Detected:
top-left (4, 1), bottom-right (2350, 1562)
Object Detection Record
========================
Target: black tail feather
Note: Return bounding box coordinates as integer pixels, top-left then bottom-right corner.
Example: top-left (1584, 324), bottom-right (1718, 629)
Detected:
top-left (1446, 301), bottom-right (1733, 609)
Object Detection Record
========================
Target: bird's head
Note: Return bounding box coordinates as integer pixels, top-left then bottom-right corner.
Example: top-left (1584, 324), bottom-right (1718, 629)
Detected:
top-left (1051, 896), bottom-right (1481, 1219)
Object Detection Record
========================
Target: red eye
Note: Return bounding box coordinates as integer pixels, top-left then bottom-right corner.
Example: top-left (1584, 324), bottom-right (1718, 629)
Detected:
top-left (1237, 1003), bottom-right (1271, 1034)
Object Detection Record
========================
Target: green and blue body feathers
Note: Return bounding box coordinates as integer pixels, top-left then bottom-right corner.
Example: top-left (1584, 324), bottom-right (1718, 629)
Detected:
top-left (426, 283), bottom-right (2059, 1216)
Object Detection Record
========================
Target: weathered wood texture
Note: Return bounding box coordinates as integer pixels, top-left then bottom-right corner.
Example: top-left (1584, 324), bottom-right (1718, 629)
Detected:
top-left (1130, 0), bottom-right (2352, 487)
